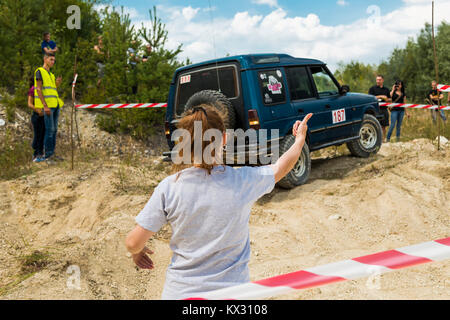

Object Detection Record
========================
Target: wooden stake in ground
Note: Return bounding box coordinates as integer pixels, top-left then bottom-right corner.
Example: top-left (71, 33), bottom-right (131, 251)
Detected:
top-left (71, 73), bottom-right (78, 170)
top-left (432, 1), bottom-right (441, 150)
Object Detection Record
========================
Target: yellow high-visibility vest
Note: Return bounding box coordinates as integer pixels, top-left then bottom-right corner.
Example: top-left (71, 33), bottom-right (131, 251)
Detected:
top-left (34, 67), bottom-right (64, 109)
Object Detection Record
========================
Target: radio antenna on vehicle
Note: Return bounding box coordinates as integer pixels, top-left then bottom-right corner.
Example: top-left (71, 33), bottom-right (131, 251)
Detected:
top-left (208, 0), bottom-right (222, 93)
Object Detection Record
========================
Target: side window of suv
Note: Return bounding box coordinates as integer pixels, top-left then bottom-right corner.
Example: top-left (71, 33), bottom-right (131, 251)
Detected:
top-left (310, 66), bottom-right (339, 97)
top-left (285, 67), bottom-right (314, 101)
top-left (258, 69), bottom-right (286, 105)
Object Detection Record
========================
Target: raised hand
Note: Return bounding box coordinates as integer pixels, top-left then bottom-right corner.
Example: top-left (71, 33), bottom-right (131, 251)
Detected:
top-left (293, 113), bottom-right (313, 142)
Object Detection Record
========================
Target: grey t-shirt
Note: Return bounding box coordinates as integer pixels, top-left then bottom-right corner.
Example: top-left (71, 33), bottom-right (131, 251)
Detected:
top-left (135, 165), bottom-right (275, 300)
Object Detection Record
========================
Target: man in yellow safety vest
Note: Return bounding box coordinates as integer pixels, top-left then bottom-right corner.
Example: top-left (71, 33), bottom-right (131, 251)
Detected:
top-left (34, 52), bottom-right (64, 161)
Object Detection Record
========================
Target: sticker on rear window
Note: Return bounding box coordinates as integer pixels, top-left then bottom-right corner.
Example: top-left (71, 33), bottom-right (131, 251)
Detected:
top-left (180, 75), bottom-right (191, 84)
top-left (267, 76), bottom-right (283, 94)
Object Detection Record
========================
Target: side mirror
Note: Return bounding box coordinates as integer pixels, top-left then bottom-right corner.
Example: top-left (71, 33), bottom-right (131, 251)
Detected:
top-left (340, 85), bottom-right (350, 95)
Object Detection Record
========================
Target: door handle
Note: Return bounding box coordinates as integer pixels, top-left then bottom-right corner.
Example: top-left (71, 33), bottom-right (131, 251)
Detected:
top-left (298, 108), bottom-right (304, 114)
top-left (325, 104), bottom-right (331, 109)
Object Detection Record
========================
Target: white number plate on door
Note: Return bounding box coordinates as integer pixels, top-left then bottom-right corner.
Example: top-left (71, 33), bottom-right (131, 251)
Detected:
top-left (332, 108), bottom-right (346, 124)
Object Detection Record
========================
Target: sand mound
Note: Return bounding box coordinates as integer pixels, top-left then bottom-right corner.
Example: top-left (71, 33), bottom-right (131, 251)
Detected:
top-left (0, 139), bottom-right (448, 299)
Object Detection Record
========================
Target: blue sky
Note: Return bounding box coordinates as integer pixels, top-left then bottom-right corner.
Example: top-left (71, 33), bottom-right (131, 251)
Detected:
top-left (107, 0), bottom-right (400, 25)
top-left (98, 0), bottom-right (450, 70)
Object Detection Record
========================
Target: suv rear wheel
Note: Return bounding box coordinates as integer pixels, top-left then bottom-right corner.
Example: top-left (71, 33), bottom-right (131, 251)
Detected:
top-left (346, 114), bottom-right (382, 158)
top-left (184, 90), bottom-right (236, 129)
top-left (277, 134), bottom-right (311, 189)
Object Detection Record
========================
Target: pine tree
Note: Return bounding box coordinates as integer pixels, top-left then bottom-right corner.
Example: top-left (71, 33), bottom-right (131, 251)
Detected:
top-left (95, 6), bottom-right (187, 139)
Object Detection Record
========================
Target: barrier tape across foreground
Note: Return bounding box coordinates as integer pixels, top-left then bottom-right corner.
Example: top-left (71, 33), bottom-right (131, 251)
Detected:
top-left (185, 237), bottom-right (450, 300)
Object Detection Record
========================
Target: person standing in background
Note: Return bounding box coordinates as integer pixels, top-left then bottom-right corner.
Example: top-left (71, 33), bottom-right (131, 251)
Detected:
top-left (94, 35), bottom-right (106, 87)
top-left (387, 80), bottom-right (409, 142)
top-left (41, 32), bottom-right (58, 55)
top-left (27, 77), bottom-right (45, 162)
top-left (34, 52), bottom-right (64, 162)
top-left (127, 40), bottom-right (139, 95)
top-left (142, 44), bottom-right (152, 62)
top-left (428, 81), bottom-right (447, 123)
top-left (369, 75), bottom-right (392, 141)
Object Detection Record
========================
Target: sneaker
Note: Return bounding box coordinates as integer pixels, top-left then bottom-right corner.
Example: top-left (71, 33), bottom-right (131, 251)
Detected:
top-left (33, 156), bottom-right (45, 163)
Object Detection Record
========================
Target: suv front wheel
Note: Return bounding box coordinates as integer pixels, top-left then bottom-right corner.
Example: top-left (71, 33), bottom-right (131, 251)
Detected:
top-left (277, 135), bottom-right (311, 189)
top-left (346, 114), bottom-right (382, 158)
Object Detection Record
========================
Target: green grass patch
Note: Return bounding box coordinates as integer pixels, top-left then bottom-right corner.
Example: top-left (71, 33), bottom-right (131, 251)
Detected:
top-left (18, 250), bottom-right (51, 274)
top-left (0, 128), bottom-right (34, 180)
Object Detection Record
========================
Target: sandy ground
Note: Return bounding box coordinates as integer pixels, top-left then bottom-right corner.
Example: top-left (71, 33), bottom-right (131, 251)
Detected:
top-left (0, 138), bottom-right (448, 300)
top-left (0, 107), bottom-right (449, 299)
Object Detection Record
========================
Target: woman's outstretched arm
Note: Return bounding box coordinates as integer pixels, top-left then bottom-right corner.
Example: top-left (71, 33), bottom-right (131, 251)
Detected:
top-left (270, 113), bottom-right (313, 183)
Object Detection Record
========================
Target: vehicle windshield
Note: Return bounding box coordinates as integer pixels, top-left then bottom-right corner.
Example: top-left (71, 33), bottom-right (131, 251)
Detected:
top-left (175, 65), bottom-right (238, 116)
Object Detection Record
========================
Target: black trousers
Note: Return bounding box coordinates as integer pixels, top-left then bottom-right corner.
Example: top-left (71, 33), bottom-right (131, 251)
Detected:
top-left (31, 112), bottom-right (45, 157)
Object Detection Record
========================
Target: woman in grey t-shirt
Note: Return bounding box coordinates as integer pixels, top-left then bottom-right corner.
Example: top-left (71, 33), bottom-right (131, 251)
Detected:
top-left (125, 105), bottom-right (312, 300)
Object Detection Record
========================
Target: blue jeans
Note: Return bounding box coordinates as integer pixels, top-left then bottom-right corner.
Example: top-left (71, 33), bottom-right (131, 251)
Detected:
top-left (387, 110), bottom-right (405, 141)
top-left (430, 109), bottom-right (447, 123)
top-left (31, 112), bottom-right (45, 157)
top-left (43, 107), bottom-right (60, 159)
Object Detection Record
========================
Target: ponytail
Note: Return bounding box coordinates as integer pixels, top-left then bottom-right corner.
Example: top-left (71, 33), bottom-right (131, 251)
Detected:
top-left (172, 104), bottom-right (226, 180)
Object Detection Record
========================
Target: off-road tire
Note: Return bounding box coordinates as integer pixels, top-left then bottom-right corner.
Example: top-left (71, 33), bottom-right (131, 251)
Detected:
top-left (277, 135), bottom-right (311, 189)
top-left (184, 90), bottom-right (236, 129)
top-left (346, 114), bottom-right (382, 158)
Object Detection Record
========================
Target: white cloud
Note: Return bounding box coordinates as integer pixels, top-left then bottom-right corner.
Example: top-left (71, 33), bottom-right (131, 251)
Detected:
top-left (231, 12), bottom-right (263, 35)
top-left (251, 0), bottom-right (279, 8)
top-left (182, 6), bottom-right (200, 21)
top-left (337, 0), bottom-right (350, 6)
top-left (135, 1), bottom-right (450, 71)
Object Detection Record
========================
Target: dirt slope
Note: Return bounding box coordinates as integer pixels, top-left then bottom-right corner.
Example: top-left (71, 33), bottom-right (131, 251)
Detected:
top-left (0, 129), bottom-right (449, 299)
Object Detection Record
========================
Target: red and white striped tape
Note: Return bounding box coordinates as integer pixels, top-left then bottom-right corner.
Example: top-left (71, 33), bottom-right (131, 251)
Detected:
top-left (186, 237), bottom-right (450, 300)
top-left (76, 102), bottom-right (449, 110)
top-left (380, 103), bottom-right (450, 110)
top-left (438, 84), bottom-right (450, 92)
top-left (75, 83), bottom-right (450, 109)
top-left (75, 103), bottom-right (167, 109)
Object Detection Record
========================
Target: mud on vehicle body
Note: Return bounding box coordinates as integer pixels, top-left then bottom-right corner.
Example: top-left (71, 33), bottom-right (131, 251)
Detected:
top-left (163, 54), bottom-right (383, 189)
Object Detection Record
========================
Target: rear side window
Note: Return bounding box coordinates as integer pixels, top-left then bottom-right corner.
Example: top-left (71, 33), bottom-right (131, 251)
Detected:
top-left (285, 67), bottom-right (314, 101)
top-left (176, 66), bottom-right (238, 115)
top-left (258, 69), bottom-right (286, 105)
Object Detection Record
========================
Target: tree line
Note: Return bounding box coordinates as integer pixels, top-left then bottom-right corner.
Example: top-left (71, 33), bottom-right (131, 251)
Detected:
top-left (335, 22), bottom-right (450, 103)
top-left (0, 0), bottom-right (187, 139)
top-left (0, 0), bottom-right (448, 140)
